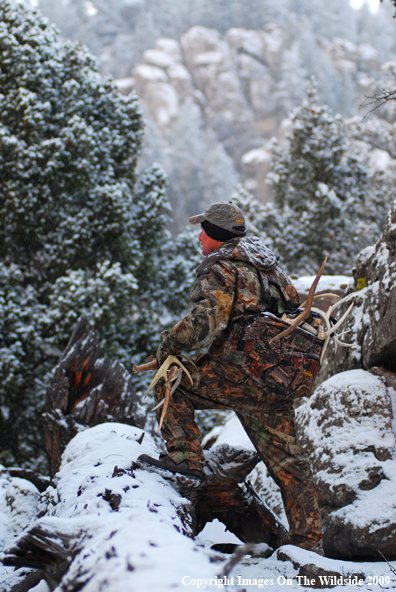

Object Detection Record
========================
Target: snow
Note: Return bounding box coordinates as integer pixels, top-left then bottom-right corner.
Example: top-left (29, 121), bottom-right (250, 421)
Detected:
top-left (1, 422), bottom-right (396, 590)
top-left (30, 424), bottom-right (222, 591)
top-left (293, 274), bottom-right (351, 295)
top-left (0, 472), bottom-right (39, 550)
top-left (0, 470), bottom-right (40, 589)
top-left (297, 370), bottom-right (396, 530)
top-left (369, 148), bottom-right (394, 172)
top-left (203, 413), bottom-right (254, 451)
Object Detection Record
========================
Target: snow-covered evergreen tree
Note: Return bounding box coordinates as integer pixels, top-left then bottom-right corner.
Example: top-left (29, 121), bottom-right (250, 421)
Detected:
top-left (268, 83), bottom-right (389, 275)
top-left (0, 0), bottom-right (195, 469)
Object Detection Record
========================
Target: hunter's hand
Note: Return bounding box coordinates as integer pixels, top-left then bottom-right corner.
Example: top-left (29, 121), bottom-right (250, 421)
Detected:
top-left (156, 341), bottom-right (171, 367)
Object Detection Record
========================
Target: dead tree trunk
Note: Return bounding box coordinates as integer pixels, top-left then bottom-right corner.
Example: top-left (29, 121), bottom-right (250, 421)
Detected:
top-left (43, 316), bottom-right (144, 477)
top-left (43, 317), bottom-right (288, 548)
top-left (2, 525), bottom-right (84, 592)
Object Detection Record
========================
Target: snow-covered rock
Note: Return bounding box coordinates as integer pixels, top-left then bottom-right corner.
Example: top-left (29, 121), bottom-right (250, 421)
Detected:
top-left (322, 200), bottom-right (396, 379)
top-left (296, 369), bottom-right (396, 560)
top-left (0, 470), bottom-right (40, 548)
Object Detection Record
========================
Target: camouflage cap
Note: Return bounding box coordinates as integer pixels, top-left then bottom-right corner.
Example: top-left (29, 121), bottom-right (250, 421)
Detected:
top-left (189, 202), bottom-right (246, 236)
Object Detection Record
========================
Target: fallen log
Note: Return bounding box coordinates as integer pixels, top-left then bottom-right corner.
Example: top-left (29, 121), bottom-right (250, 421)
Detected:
top-left (2, 444), bottom-right (288, 591)
top-left (2, 524), bottom-right (83, 592)
top-left (136, 443), bottom-right (289, 550)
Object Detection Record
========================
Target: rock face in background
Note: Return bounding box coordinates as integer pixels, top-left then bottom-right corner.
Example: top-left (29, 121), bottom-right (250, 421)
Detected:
top-left (118, 26), bottom-right (396, 231)
top-left (321, 200), bottom-right (396, 381)
top-left (33, 0), bottom-right (396, 232)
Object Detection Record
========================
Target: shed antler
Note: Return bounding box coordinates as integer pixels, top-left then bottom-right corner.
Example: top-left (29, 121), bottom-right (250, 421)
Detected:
top-left (143, 354), bottom-right (198, 432)
top-left (269, 255), bottom-right (328, 344)
top-left (144, 355), bottom-right (194, 397)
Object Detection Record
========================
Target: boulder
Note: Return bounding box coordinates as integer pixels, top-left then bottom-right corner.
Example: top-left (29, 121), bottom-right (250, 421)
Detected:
top-left (226, 28), bottom-right (267, 62)
top-left (180, 26), bottom-right (252, 130)
top-left (143, 48), bottom-right (176, 68)
top-left (296, 369), bottom-right (396, 560)
top-left (154, 37), bottom-right (182, 61)
top-left (241, 144), bottom-right (273, 202)
top-left (134, 63), bottom-right (168, 87)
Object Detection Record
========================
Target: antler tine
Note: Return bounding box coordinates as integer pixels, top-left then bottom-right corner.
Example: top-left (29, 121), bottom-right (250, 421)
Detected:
top-left (145, 355), bottom-right (194, 397)
top-left (152, 368), bottom-right (182, 411)
top-left (326, 291), bottom-right (357, 319)
top-left (310, 307), bottom-right (332, 333)
top-left (333, 334), bottom-right (354, 348)
top-left (270, 255), bottom-right (329, 344)
top-left (300, 293), bottom-right (340, 308)
top-left (315, 301), bottom-right (355, 363)
top-left (157, 366), bottom-right (181, 432)
top-left (326, 302), bottom-right (354, 337)
top-left (310, 306), bottom-right (332, 363)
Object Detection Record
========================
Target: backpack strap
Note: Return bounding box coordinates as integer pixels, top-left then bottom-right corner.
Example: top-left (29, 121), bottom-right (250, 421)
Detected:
top-left (257, 270), bottom-right (300, 316)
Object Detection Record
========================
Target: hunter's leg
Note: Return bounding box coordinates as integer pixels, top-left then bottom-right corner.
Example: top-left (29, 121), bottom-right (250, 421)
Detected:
top-left (154, 385), bottom-right (206, 471)
top-left (153, 355), bottom-right (227, 472)
top-left (237, 410), bottom-right (323, 553)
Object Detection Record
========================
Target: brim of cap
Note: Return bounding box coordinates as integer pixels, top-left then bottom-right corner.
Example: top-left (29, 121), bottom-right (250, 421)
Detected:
top-left (188, 213), bottom-right (205, 225)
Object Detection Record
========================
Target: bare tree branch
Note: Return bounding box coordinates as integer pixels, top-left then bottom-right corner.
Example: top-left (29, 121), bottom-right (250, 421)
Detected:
top-left (361, 89), bottom-right (396, 119)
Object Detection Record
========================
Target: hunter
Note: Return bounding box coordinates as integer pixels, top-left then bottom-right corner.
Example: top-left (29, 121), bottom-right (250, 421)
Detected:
top-left (139, 201), bottom-right (323, 555)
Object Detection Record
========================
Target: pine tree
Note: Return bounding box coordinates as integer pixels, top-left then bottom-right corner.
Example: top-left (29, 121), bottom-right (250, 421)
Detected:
top-left (268, 82), bottom-right (389, 275)
top-left (0, 0), bottom-right (194, 468)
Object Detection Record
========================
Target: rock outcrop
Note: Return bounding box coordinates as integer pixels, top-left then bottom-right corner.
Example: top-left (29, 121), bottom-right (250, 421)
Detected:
top-left (321, 200), bottom-right (396, 380)
top-left (119, 26), bottom-right (396, 212)
top-left (296, 369), bottom-right (396, 561)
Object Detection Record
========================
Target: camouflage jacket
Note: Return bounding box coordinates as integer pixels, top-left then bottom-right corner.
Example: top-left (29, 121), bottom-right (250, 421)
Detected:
top-left (162, 236), bottom-right (299, 359)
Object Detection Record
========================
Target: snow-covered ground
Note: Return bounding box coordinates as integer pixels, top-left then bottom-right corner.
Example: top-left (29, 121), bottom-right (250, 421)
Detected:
top-left (1, 422), bottom-right (396, 591)
top-left (293, 275), bottom-right (351, 295)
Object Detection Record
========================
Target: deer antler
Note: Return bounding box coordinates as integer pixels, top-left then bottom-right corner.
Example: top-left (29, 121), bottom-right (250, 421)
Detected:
top-left (299, 292), bottom-right (340, 308)
top-left (156, 366), bottom-right (181, 432)
top-left (310, 302), bottom-right (355, 363)
top-left (145, 355), bottom-right (194, 397)
top-left (269, 255), bottom-right (328, 344)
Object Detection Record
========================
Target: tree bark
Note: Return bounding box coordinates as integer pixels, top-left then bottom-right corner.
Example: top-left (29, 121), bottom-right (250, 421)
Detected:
top-left (43, 316), bottom-right (144, 478)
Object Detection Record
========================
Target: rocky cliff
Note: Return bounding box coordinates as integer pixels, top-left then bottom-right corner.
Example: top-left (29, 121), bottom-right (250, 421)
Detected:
top-left (115, 25), bottom-right (396, 230)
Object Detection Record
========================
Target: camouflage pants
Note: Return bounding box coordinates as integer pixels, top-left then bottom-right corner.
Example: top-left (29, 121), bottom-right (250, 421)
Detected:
top-left (154, 352), bottom-right (322, 550)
